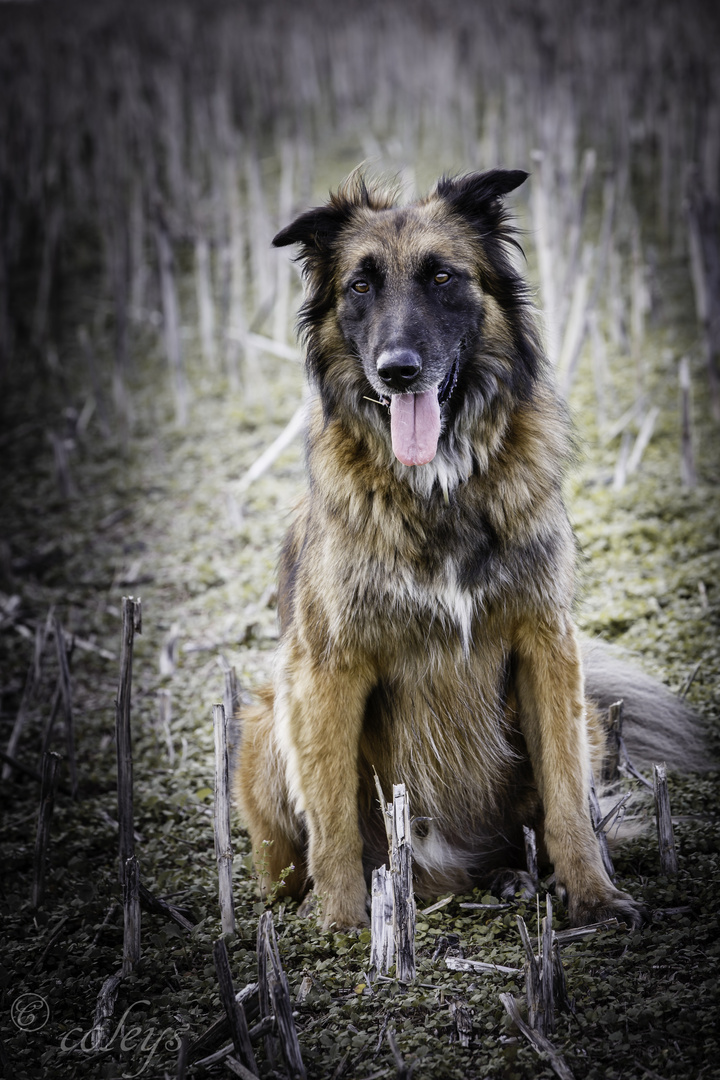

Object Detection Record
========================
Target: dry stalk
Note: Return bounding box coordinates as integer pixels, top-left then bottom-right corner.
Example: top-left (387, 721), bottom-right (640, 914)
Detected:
top-left (654, 761), bottom-right (678, 876)
top-left (116, 597), bottom-right (141, 881)
top-left (213, 936), bottom-right (258, 1076)
top-left (31, 750), bottom-right (61, 908)
top-left (213, 703), bottom-right (236, 935)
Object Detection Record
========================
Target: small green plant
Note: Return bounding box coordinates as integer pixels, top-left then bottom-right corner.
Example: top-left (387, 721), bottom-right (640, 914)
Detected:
top-left (248, 839), bottom-right (295, 906)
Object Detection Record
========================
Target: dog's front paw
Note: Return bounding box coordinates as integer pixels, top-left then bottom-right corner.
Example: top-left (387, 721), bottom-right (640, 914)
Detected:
top-left (315, 872), bottom-right (370, 931)
top-left (298, 887), bottom-right (369, 930)
top-left (320, 896), bottom-right (370, 932)
top-left (568, 888), bottom-right (646, 929)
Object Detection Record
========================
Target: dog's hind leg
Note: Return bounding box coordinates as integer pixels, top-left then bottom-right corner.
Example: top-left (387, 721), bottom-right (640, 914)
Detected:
top-left (232, 689), bottom-right (307, 901)
top-left (513, 617), bottom-right (644, 928)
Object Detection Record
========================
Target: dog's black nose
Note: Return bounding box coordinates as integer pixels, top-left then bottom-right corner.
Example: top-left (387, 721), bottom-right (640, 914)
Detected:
top-left (376, 349), bottom-right (422, 390)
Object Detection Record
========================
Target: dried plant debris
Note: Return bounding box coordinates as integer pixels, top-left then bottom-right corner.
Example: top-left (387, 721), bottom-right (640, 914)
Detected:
top-left (1, 2), bottom-right (719, 1078)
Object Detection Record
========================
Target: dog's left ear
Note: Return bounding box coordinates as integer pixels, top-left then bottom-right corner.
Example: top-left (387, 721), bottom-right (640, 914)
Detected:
top-left (436, 169), bottom-right (528, 221)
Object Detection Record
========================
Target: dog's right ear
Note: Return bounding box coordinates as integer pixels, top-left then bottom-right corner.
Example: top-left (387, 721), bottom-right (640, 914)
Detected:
top-left (272, 204), bottom-right (351, 253)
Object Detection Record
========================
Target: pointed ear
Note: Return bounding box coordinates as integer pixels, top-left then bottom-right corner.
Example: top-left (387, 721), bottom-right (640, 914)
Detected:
top-left (272, 203), bottom-right (353, 252)
top-left (436, 169), bottom-right (528, 219)
top-left (273, 171), bottom-right (397, 252)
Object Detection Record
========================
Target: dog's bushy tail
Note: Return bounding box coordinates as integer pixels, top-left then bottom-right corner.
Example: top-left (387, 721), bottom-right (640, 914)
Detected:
top-left (582, 640), bottom-right (710, 773)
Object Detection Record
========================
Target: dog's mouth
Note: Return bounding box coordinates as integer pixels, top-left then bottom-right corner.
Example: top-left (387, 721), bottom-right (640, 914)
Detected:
top-left (437, 358), bottom-right (460, 406)
top-left (382, 359), bottom-right (460, 468)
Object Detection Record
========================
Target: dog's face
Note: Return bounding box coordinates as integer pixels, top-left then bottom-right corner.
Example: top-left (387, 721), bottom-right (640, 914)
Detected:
top-left (274, 170), bottom-right (537, 467)
top-left (332, 207), bottom-right (486, 465)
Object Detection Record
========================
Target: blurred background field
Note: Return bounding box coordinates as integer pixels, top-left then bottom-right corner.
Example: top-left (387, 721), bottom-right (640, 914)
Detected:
top-left (1, 1), bottom-right (719, 1078)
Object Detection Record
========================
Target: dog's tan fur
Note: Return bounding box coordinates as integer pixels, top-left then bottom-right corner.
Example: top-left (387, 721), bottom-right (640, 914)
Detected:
top-left (233, 171), bottom-right (678, 930)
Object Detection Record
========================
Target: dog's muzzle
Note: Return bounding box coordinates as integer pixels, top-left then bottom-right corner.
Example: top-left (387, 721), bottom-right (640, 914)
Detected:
top-left (376, 348), bottom-right (423, 392)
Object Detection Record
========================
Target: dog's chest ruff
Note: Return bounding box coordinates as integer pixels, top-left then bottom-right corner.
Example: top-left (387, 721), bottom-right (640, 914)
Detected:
top-left (327, 548), bottom-right (482, 659)
top-left (392, 559), bottom-right (478, 655)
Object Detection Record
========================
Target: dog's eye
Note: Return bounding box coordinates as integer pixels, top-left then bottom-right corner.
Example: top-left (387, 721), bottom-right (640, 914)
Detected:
top-left (433, 271), bottom-right (451, 285)
top-left (351, 280), bottom-right (370, 294)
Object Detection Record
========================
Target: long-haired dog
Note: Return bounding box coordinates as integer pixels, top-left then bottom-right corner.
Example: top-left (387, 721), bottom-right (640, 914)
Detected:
top-left (233, 170), bottom-right (705, 930)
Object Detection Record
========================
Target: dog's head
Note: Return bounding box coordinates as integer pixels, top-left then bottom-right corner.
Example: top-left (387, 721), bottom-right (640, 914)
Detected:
top-left (274, 170), bottom-right (540, 468)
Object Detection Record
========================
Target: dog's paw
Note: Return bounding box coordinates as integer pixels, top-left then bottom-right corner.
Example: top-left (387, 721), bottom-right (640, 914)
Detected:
top-left (320, 903), bottom-right (370, 932)
top-left (315, 880), bottom-right (370, 932)
top-left (297, 889), bottom-right (369, 930)
top-left (488, 868), bottom-right (538, 902)
top-left (568, 889), bottom-right (646, 930)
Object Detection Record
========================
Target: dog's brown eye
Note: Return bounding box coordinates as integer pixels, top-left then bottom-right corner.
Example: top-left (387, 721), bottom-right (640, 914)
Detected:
top-left (351, 280), bottom-right (370, 294)
top-left (434, 271), bottom-right (451, 285)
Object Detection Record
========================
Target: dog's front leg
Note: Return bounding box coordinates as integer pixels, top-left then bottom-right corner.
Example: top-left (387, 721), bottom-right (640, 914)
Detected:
top-left (514, 617), bottom-right (643, 927)
top-left (279, 646), bottom-right (373, 931)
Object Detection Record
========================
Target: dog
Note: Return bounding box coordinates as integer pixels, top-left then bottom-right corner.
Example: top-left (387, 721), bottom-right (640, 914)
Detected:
top-left (233, 169), bottom-right (705, 930)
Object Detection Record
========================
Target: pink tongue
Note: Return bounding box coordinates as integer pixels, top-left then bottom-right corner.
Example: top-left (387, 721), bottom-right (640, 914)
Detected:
top-left (390, 390), bottom-right (441, 466)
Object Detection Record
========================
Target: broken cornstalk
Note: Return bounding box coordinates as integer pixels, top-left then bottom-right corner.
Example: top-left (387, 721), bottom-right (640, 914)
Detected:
top-left (116, 596), bottom-right (141, 881)
top-left (501, 896), bottom-right (576, 1078)
top-left (31, 750), bottom-right (61, 908)
top-left (53, 616), bottom-right (77, 798)
top-left (499, 992), bottom-right (575, 1080)
top-left (369, 781), bottom-right (416, 983)
top-left (213, 703), bottom-right (236, 935)
top-left (391, 784), bottom-right (416, 983)
top-left (370, 864), bottom-right (395, 980)
top-left (654, 761), bottom-right (678, 876)
top-left (257, 910), bottom-right (306, 1079)
top-left (588, 771), bottom-right (615, 880)
top-left (122, 854), bottom-right (141, 975)
top-left (602, 699), bottom-right (624, 782)
top-left (213, 936), bottom-right (258, 1077)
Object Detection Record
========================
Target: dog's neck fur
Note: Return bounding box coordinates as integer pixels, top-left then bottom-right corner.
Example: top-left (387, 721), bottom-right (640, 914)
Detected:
top-left (308, 368), bottom-right (564, 506)
top-left (306, 372), bottom-right (570, 559)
